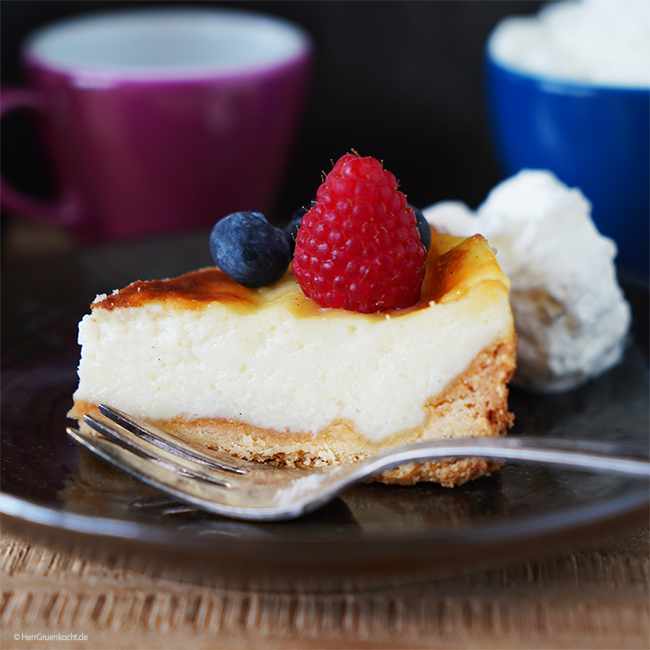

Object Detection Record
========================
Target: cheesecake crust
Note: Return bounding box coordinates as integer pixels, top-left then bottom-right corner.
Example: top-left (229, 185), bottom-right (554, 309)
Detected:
top-left (71, 337), bottom-right (516, 487)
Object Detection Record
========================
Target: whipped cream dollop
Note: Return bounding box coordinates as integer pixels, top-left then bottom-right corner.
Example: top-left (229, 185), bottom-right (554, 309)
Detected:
top-left (424, 170), bottom-right (631, 393)
top-left (488, 0), bottom-right (650, 88)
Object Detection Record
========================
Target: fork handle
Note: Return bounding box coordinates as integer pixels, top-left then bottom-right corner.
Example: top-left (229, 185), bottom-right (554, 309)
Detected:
top-left (356, 436), bottom-right (650, 480)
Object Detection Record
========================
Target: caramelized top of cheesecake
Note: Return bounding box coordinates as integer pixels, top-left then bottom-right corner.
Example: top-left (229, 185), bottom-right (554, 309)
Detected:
top-left (95, 268), bottom-right (258, 311)
top-left (94, 230), bottom-right (509, 317)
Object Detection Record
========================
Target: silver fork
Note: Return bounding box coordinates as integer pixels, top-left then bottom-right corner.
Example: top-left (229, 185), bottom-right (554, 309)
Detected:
top-left (66, 404), bottom-right (650, 521)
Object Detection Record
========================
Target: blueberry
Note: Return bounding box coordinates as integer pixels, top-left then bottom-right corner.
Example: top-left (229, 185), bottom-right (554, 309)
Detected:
top-left (210, 211), bottom-right (292, 287)
top-left (409, 204), bottom-right (431, 252)
top-left (285, 201), bottom-right (316, 253)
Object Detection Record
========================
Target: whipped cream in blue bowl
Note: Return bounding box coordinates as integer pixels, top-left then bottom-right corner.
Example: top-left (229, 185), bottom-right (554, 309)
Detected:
top-left (485, 0), bottom-right (649, 277)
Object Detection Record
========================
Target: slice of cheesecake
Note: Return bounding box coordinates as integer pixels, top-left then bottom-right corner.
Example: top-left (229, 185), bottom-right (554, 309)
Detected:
top-left (69, 230), bottom-right (516, 487)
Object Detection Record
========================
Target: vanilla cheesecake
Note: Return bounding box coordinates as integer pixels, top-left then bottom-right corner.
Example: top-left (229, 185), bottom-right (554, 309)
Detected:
top-left (69, 230), bottom-right (516, 486)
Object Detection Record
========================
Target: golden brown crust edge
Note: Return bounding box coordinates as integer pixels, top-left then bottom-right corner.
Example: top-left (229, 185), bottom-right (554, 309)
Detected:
top-left (69, 337), bottom-right (516, 487)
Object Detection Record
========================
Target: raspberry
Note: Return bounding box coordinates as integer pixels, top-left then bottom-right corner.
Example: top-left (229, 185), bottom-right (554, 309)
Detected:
top-left (292, 153), bottom-right (427, 313)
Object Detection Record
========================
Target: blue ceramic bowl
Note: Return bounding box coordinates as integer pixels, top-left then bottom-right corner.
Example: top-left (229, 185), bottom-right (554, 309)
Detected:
top-left (485, 50), bottom-right (649, 277)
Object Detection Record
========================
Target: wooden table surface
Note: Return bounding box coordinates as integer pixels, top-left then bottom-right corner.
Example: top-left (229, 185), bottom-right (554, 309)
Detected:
top-left (1, 525), bottom-right (648, 650)
top-left (2, 217), bottom-right (649, 649)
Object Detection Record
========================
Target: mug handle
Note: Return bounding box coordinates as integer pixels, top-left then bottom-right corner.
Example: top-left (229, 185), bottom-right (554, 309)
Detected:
top-left (0, 87), bottom-right (82, 225)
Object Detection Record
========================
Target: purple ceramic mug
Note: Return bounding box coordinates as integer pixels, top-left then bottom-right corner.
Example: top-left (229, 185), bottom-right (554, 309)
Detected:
top-left (0, 8), bottom-right (312, 242)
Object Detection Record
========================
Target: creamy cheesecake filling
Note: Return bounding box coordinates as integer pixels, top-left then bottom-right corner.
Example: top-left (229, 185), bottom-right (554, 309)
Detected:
top-left (74, 281), bottom-right (511, 443)
top-left (72, 233), bottom-right (514, 446)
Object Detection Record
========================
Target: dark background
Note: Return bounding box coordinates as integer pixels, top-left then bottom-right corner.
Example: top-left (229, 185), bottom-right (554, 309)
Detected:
top-left (1, 0), bottom-right (543, 229)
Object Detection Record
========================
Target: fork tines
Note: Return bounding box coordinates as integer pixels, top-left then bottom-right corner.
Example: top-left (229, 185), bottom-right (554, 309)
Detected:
top-left (96, 405), bottom-right (247, 475)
